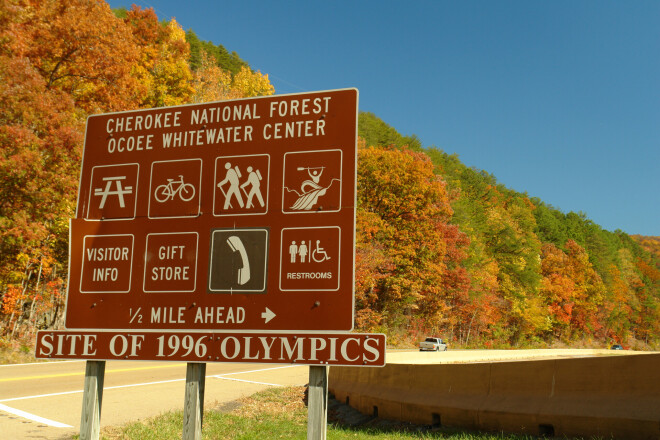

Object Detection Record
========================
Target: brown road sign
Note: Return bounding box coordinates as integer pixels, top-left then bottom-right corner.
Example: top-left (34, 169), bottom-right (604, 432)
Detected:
top-left (35, 330), bottom-right (386, 366)
top-left (65, 89), bottom-right (358, 332)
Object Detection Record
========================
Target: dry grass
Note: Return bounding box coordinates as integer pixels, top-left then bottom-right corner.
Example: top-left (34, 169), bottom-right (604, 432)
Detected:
top-left (229, 385), bottom-right (307, 419)
top-left (0, 336), bottom-right (38, 365)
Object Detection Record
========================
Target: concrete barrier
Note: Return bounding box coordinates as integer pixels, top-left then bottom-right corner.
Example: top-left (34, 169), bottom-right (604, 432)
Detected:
top-left (329, 352), bottom-right (660, 439)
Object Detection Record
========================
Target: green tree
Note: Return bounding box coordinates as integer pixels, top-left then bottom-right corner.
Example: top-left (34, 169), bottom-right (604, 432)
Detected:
top-left (358, 112), bottom-right (422, 150)
top-left (186, 29), bottom-right (249, 75)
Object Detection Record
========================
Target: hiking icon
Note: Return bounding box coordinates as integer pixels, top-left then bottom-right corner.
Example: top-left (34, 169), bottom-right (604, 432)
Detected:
top-left (241, 166), bottom-right (265, 209)
top-left (217, 162), bottom-right (245, 209)
top-left (213, 154), bottom-right (270, 216)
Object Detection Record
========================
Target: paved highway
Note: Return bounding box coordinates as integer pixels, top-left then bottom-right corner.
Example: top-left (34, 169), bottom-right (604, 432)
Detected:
top-left (0, 360), bottom-right (309, 439)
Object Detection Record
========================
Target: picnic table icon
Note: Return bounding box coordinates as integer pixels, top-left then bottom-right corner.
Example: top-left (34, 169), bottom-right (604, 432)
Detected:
top-left (94, 176), bottom-right (133, 209)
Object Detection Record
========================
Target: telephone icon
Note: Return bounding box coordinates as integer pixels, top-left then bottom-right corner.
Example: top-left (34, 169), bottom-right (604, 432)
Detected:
top-left (227, 236), bottom-right (250, 285)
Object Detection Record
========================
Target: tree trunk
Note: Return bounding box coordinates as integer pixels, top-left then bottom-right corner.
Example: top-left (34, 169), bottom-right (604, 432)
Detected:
top-left (26, 260), bottom-right (44, 338)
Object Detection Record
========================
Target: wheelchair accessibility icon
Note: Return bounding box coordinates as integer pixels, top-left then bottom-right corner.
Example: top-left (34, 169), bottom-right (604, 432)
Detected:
top-left (288, 239), bottom-right (332, 264)
top-left (312, 240), bottom-right (331, 263)
top-left (280, 226), bottom-right (340, 292)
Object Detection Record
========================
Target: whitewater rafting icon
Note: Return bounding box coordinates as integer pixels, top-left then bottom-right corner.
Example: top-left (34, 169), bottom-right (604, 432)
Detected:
top-left (290, 166), bottom-right (329, 210)
top-left (282, 150), bottom-right (343, 213)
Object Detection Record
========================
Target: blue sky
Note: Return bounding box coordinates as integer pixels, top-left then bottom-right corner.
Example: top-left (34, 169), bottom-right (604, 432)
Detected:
top-left (108, 0), bottom-right (659, 236)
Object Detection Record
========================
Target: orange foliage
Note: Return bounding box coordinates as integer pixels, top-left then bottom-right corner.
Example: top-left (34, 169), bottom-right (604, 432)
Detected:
top-left (540, 241), bottom-right (605, 340)
top-left (4, 0), bottom-right (143, 113)
top-left (190, 52), bottom-right (274, 103)
top-left (1, 0), bottom-right (144, 336)
top-left (125, 6), bottom-right (194, 107)
top-left (354, 145), bottom-right (469, 331)
top-left (636, 258), bottom-right (660, 283)
top-left (631, 235), bottom-right (660, 260)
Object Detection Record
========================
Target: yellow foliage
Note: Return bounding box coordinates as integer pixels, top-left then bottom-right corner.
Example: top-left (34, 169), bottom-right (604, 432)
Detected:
top-left (190, 50), bottom-right (240, 103)
top-left (190, 55), bottom-right (275, 103)
top-left (126, 8), bottom-right (193, 108)
top-left (231, 66), bottom-right (275, 98)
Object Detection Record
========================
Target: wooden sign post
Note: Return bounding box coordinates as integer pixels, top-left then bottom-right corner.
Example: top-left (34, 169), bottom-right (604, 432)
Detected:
top-left (183, 363), bottom-right (206, 440)
top-left (79, 361), bottom-right (105, 440)
top-left (307, 365), bottom-right (329, 440)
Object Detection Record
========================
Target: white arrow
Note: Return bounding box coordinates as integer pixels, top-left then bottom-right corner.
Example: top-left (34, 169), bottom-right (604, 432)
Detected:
top-left (261, 307), bottom-right (276, 324)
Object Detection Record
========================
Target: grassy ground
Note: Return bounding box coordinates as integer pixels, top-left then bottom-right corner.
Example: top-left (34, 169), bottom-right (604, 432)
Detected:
top-left (98, 386), bottom-right (577, 440)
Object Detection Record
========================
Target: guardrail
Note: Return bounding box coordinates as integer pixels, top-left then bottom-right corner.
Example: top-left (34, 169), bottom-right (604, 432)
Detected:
top-left (329, 352), bottom-right (660, 439)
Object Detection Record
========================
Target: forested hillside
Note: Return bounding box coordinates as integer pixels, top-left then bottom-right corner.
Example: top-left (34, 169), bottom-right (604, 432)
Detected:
top-left (358, 112), bottom-right (659, 348)
top-left (1, 1), bottom-right (657, 355)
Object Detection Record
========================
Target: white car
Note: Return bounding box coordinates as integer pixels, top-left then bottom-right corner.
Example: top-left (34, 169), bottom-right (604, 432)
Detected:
top-left (419, 337), bottom-right (448, 352)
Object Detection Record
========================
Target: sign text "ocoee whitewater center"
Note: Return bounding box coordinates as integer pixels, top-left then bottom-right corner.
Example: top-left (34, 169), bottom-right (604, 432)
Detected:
top-left (104, 96), bottom-right (333, 154)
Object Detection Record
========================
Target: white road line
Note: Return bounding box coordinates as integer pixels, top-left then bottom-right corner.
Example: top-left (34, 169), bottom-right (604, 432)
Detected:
top-left (0, 360), bottom-right (84, 368)
top-left (0, 364), bottom-right (304, 427)
top-left (0, 365), bottom-right (302, 403)
top-left (0, 403), bottom-right (72, 428)
top-left (0, 378), bottom-right (186, 403)
top-left (104, 377), bottom-right (185, 391)
top-left (0, 389), bottom-right (83, 403)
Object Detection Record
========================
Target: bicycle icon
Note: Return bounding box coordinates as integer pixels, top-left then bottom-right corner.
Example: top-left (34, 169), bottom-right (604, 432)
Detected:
top-left (154, 175), bottom-right (196, 203)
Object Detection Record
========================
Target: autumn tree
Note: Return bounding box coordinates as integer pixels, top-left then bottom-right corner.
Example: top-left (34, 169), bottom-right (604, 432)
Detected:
top-left (428, 148), bottom-right (544, 343)
top-left (358, 112), bottom-right (422, 151)
top-left (231, 66), bottom-right (275, 98)
top-left (189, 52), bottom-right (274, 103)
top-left (4, 0), bottom-right (143, 113)
top-left (1, 1), bottom-right (276, 341)
top-left (190, 50), bottom-right (239, 103)
top-left (0, 24), bottom-right (81, 336)
top-left (355, 144), bottom-right (469, 335)
top-left (632, 235), bottom-right (660, 260)
top-left (0, 0), bottom-right (145, 337)
top-left (2, 2), bottom-right (656, 350)
top-left (124, 6), bottom-right (194, 107)
top-left (354, 113), bottom-right (659, 348)
top-left (632, 256), bottom-right (660, 344)
top-left (480, 187), bottom-right (544, 342)
top-left (540, 241), bottom-right (605, 341)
